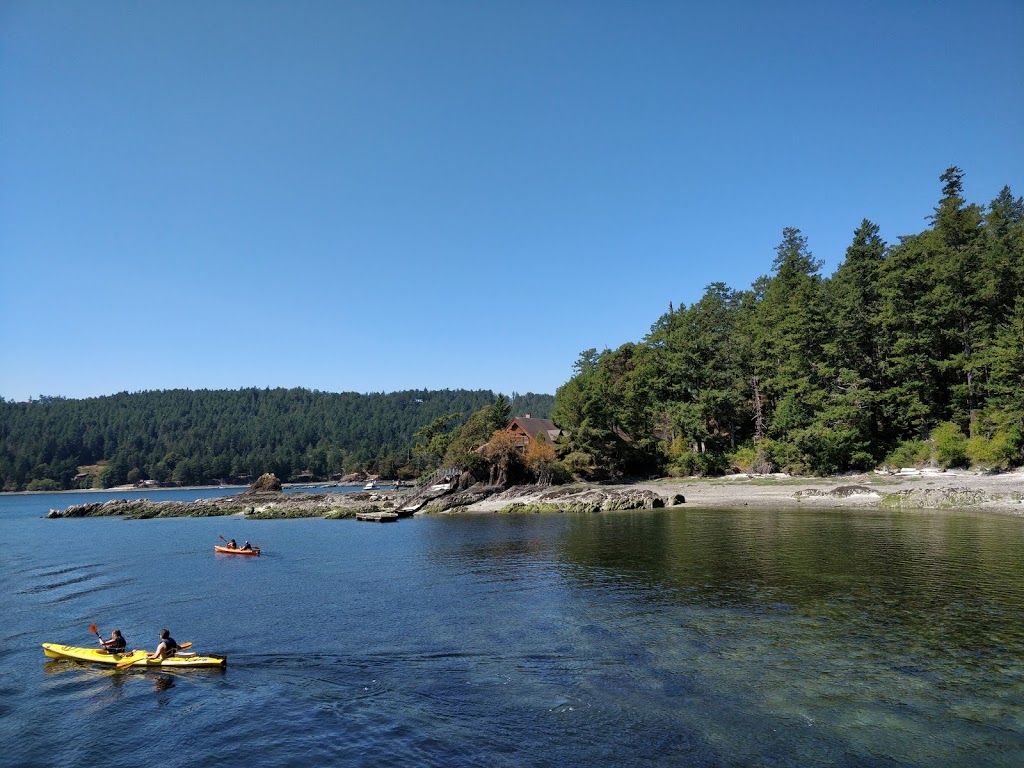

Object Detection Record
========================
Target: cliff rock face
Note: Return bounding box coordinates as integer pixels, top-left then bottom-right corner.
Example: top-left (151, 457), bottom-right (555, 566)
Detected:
top-left (246, 473), bottom-right (283, 493)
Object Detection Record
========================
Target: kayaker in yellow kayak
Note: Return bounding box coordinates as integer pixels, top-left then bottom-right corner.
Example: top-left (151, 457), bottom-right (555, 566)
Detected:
top-left (98, 628), bottom-right (126, 654)
top-left (147, 629), bottom-right (179, 661)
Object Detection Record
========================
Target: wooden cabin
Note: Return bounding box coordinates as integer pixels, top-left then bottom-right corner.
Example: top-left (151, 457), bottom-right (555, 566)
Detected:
top-left (505, 415), bottom-right (563, 451)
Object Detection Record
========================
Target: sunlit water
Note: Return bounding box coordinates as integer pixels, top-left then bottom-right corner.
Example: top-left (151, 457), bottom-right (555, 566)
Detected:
top-left (2, 489), bottom-right (1023, 766)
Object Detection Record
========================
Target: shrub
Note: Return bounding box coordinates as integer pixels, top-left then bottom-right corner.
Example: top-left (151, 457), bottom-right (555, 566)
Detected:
top-left (562, 451), bottom-right (598, 479)
top-left (727, 446), bottom-right (758, 473)
top-left (884, 439), bottom-right (931, 468)
top-left (796, 426), bottom-right (876, 475)
top-left (549, 462), bottom-right (574, 484)
top-left (966, 430), bottom-right (1023, 469)
top-left (931, 422), bottom-right (968, 468)
top-left (763, 439), bottom-right (806, 474)
top-left (669, 449), bottom-right (727, 477)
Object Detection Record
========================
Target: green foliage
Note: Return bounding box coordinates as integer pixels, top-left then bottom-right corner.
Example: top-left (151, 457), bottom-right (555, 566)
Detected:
top-left (561, 450), bottom-right (599, 479)
top-left (489, 394), bottom-right (513, 432)
top-left (727, 446), bottom-right (757, 473)
top-left (930, 422), bottom-right (968, 468)
top-left (967, 409), bottom-right (1024, 469)
top-left (884, 440), bottom-right (931, 469)
top-left (668, 448), bottom-right (726, 477)
top-left (548, 461), bottom-right (574, 485)
top-left (411, 412), bottom-right (463, 472)
top-left (966, 433), bottom-right (1014, 469)
top-left (441, 407), bottom-right (494, 471)
top-left (550, 167), bottom-right (1024, 477)
top-left (26, 478), bottom-right (60, 491)
top-left (0, 388), bottom-right (554, 491)
top-left (762, 438), bottom-right (808, 475)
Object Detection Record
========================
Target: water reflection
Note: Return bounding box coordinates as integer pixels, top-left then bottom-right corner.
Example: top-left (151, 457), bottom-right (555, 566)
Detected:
top-left (153, 675), bottom-right (175, 692)
top-left (554, 508), bottom-right (1024, 658)
top-left (43, 659), bottom-right (129, 688)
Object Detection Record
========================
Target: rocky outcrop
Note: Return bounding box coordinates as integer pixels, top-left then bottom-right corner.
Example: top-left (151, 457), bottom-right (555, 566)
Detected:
top-left (443, 484), bottom-right (673, 514)
top-left (422, 485), bottom-right (505, 512)
top-left (244, 473), bottom-right (283, 494)
top-left (883, 486), bottom-right (989, 508)
top-left (47, 497), bottom-right (249, 519)
top-left (795, 485), bottom-right (881, 500)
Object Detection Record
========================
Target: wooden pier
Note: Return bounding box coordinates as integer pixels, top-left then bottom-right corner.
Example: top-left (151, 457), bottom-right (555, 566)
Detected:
top-left (355, 510), bottom-right (398, 522)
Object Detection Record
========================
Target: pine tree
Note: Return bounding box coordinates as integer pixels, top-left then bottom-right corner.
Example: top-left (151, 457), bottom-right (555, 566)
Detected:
top-left (749, 228), bottom-right (828, 470)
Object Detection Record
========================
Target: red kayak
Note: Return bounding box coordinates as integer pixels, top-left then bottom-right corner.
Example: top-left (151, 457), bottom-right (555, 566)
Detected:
top-left (215, 545), bottom-right (261, 556)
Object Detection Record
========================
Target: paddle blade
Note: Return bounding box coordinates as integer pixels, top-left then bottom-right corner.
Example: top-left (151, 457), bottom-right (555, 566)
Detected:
top-left (178, 642), bottom-right (193, 651)
top-left (89, 623), bottom-right (98, 635)
top-left (116, 651), bottom-right (144, 669)
top-left (219, 535), bottom-right (226, 541)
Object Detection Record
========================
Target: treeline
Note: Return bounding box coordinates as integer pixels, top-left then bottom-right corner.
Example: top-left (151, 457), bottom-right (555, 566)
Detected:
top-left (552, 168), bottom-right (1024, 478)
top-left (0, 388), bottom-right (553, 491)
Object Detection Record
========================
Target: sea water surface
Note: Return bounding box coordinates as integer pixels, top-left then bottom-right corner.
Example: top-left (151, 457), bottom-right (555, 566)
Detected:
top-left (1, 488), bottom-right (1023, 767)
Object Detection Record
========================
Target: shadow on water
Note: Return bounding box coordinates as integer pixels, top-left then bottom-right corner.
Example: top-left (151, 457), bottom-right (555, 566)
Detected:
top-left (153, 674), bottom-right (175, 693)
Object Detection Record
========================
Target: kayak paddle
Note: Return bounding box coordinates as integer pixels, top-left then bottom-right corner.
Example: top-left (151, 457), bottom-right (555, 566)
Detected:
top-left (116, 641), bottom-right (193, 669)
top-left (89, 623), bottom-right (102, 642)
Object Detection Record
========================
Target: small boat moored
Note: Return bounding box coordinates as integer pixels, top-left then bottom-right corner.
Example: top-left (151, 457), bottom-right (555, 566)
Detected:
top-left (42, 643), bottom-right (226, 669)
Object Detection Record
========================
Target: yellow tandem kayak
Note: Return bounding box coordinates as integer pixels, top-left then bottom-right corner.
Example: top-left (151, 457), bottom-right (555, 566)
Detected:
top-left (42, 643), bottom-right (226, 668)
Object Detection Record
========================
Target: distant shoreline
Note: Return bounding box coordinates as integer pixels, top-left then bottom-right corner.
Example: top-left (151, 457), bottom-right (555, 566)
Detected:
top-left (22, 468), bottom-right (1024, 517)
top-left (0, 481), bottom-right (374, 496)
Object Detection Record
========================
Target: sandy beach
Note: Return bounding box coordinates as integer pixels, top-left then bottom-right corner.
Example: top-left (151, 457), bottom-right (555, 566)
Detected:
top-left (461, 468), bottom-right (1024, 515)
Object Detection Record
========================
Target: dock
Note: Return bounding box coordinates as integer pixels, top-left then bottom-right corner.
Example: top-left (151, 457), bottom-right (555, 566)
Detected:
top-left (355, 510), bottom-right (398, 522)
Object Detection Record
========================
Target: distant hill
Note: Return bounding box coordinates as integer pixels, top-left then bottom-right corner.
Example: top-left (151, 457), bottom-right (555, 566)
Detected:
top-left (0, 388), bottom-right (554, 491)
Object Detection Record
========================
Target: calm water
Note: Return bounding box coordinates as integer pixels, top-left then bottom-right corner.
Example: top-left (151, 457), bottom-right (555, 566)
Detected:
top-left (2, 489), bottom-right (1023, 767)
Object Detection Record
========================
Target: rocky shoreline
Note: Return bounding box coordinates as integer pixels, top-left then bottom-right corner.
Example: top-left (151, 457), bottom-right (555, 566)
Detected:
top-left (44, 468), bottom-right (1024, 519)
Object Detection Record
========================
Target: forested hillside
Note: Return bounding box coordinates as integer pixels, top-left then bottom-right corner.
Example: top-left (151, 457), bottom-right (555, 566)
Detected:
top-left (552, 168), bottom-right (1024, 478)
top-left (0, 388), bottom-right (553, 491)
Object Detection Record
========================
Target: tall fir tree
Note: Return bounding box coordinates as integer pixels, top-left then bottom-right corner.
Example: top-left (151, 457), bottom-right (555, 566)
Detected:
top-left (749, 228), bottom-right (828, 469)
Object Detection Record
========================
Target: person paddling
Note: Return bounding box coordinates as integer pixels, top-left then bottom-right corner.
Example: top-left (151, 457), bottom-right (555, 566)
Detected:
top-left (226, 539), bottom-right (237, 549)
top-left (147, 629), bottom-right (179, 661)
top-left (99, 629), bottom-right (126, 654)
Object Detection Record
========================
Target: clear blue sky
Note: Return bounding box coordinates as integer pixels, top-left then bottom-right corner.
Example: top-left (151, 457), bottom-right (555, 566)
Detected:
top-left (2, 1), bottom-right (1021, 402)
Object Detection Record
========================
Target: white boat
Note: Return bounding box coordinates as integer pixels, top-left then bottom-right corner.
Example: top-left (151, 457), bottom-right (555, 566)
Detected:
top-left (363, 479), bottom-right (377, 490)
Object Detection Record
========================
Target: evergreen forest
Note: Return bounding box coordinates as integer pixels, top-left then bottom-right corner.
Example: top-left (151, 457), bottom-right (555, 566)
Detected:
top-left (551, 168), bottom-right (1024, 478)
top-left (0, 388), bottom-right (552, 491)
top-left (4, 167), bottom-right (1022, 492)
